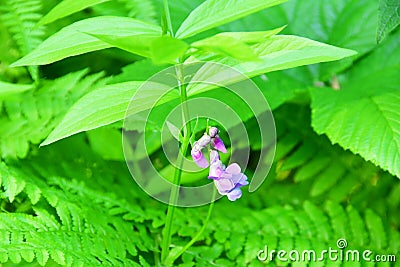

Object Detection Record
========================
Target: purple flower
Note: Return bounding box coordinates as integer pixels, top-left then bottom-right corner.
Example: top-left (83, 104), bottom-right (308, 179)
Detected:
top-left (191, 145), bottom-right (208, 168)
top-left (211, 136), bottom-right (227, 153)
top-left (197, 134), bottom-right (211, 147)
top-left (208, 127), bottom-right (219, 138)
top-left (191, 127), bottom-right (227, 168)
top-left (208, 150), bottom-right (224, 178)
top-left (208, 127), bottom-right (227, 153)
top-left (191, 135), bottom-right (211, 168)
top-left (208, 150), bottom-right (248, 201)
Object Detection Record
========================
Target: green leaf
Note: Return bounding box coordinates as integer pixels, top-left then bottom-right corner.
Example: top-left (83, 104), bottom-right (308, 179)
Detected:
top-left (11, 16), bottom-right (161, 66)
top-left (175, 0), bottom-right (288, 39)
top-left (35, 249), bottom-right (49, 266)
top-left (220, 0), bottom-right (379, 79)
top-left (37, 0), bottom-right (111, 26)
top-left (41, 82), bottom-right (140, 146)
top-left (216, 26), bottom-right (286, 43)
top-left (187, 35), bottom-right (356, 95)
top-left (310, 33), bottom-right (400, 178)
top-left (83, 33), bottom-right (157, 58)
top-left (41, 81), bottom-right (178, 146)
top-left (0, 70), bottom-right (106, 159)
top-left (287, 0), bottom-right (379, 79)
top-left (0, 82), bottom-right (34, 98)
top-left (311, 86), bottom-right (400, 178)
top-left (109, 59), bottom-right (166, 83)
top-left (50, 250), bottom-right (65, 265)
top-left (377, 0), bottom-right (400, 43)
top-left (87, 34), bottom-right (188, 64)
top-left (365, 210), bottom-right (387, 250)
top-left (191, 35), bottom-right (259, 61)
top-left (165, 121), bottom-right (182, 142)
top-left (149, 36), bottom-right (188, 64)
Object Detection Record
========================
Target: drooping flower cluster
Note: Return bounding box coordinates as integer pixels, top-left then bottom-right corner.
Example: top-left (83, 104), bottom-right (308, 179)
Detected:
top-left (191, 126), bottom-right (226, 168)
top-left (191, 127), bottom-right (248, 201)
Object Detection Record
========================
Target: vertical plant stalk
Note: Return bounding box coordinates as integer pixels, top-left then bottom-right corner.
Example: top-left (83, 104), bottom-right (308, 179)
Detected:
top-left (162, 0), bottom-right (174, 36)
top-left (161, 61), bottom-right (191, 262)
top-left (167, 186), bottom-right (217, 265)
top-left (161, 1), bottom-right (215, 263)
top-left (161, 64), bottom-right (217, 265)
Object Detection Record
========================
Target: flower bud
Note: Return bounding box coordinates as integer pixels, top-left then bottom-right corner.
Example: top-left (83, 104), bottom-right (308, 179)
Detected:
top-left (197, 134), bottom-right (211, 147)
top-left (208, 127), bottom-right (219, 138)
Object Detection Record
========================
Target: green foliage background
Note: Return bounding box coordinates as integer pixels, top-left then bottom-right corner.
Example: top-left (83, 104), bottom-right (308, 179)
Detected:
top-left (0, 0), bottom-right (399, 266)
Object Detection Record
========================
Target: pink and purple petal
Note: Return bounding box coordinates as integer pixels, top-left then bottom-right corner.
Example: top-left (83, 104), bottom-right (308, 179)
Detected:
top-left (211, 136), bottom-right (227, 153)
top-left (209, 150), bottom-right (220, 164)
top-left (198, 134), bottom-right (211, 147)
top-left (208, 151), bottom-right (224, 179)
top-left (214, 179), bottom-right (235, 194)
top-left (209, 162), bottom-right (224, 179)
top-left (191, 149), bottom-right (209, 168)
top-left (208, 127), bottom-right (219, 138)
top-left (226, 163), bottom-right (241, 175)
top-left (227, 188), bottom-right (242, 201)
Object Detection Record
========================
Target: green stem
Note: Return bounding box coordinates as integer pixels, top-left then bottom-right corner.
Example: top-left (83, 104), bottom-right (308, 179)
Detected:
top-left (161, 139), bottom-right (189, 262)
top-left (168, 186), bottom-right (217, 264)
top-left (161, 62), bottom-right (191, 263)
top-left (163, 0), bottom-right (174, 36)
top-left (176, 63), bottom-right (191, 137)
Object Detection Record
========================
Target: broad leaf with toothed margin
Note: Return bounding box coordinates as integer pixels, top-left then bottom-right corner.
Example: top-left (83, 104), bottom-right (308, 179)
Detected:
top-left (310, 33), bottom-right (400, 178)
top-left (377, 0), bottom-right (400, 43)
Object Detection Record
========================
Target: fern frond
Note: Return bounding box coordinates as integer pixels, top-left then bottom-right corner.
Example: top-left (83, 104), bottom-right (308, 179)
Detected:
top-left (0, 69), bottom-right (107, 159)
top-left (170, 201), bottom-right (399, 266)
top-left (0, 144), bottom-right (157, 266)
top-left (259, 104), bottom-right (399, 209)
top-left (0, 211), bottom-right (139, 266)
top-left (0, 0), bottom-right (45, 80)
top-left (0, 128), bottom-right (397, 266)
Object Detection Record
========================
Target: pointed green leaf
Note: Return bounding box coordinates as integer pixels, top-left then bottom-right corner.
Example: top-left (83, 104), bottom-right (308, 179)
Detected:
top-left (377, 0), bottom-right (400, 43)
top-left (41, 81), bottom-right (178, 146)
top-left (175, 0), bottom-right (287, 39)
top-left (41, 82), bottom-right (141, 146)
top-left (37, 0), bottom-right (110, 26)
top-left (218, 0), bottom-right (379, 79)
top-left (83, 33), bottom-right (157, 58)
top-left (0, 82), bottom-right (34, 97)
top-left (11, 16), bottom-right (161, 66)
top-left (166, 121), bottom-right (182, 142)
top-left (216, 26), bottom-right (286, 43)
top-left (149, 36), bottom-right (189, 64)
top-left (87, 34), bottom-right (188, 64)
top-left (191, 35), bottom-right (259, 61)
top-left (187, 35), bottom-right (356, 95)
